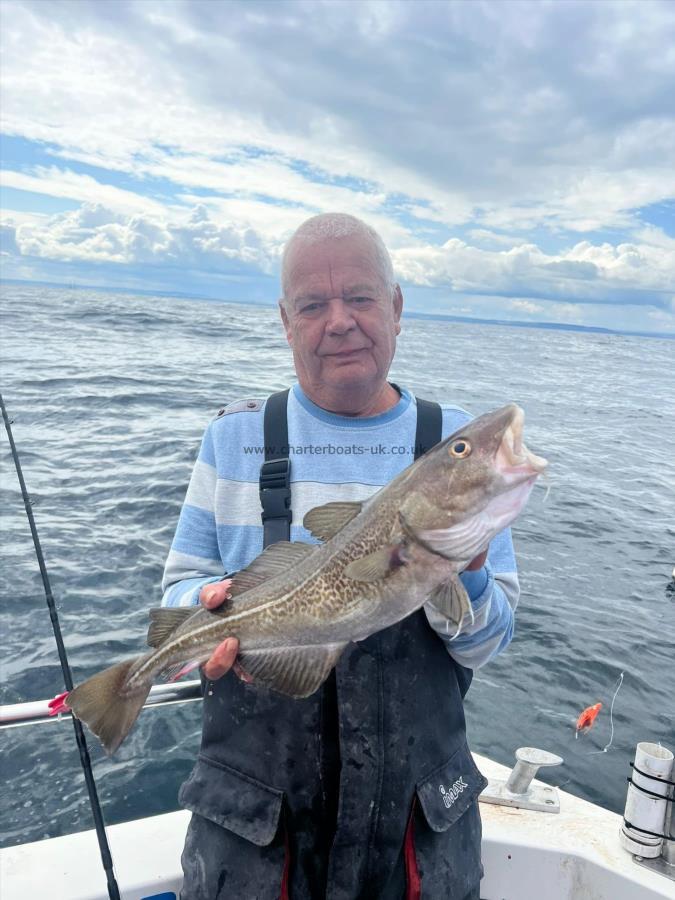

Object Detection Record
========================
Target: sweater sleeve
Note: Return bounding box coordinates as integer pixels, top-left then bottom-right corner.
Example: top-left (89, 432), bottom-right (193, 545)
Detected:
top-left (423, 526), bottom-right (519, 669)
top-left (161, 422), bottom-right (226, 608)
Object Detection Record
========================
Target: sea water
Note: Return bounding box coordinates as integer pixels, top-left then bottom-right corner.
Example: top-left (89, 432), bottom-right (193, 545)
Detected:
top-left (1, 284), bottom-right (673, 846)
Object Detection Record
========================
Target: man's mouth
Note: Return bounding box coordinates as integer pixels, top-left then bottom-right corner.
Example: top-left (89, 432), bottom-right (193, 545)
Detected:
top-left (325, 347), bottom-right (368, 357)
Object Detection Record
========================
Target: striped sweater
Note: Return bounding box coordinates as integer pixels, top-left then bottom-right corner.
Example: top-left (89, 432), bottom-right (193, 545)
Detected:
top-left (161, 383), bottom-right (519, 669)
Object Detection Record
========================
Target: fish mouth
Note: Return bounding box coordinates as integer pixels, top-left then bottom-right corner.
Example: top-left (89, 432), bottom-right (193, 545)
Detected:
top-left (495, 406), bottom-right (548, 482)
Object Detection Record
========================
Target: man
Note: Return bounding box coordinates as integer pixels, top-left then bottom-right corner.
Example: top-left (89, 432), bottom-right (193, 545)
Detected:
top-left (163, 213), bottom-right (519, 899)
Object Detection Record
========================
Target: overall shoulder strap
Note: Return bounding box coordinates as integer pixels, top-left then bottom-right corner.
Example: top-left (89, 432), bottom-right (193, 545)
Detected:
top-left (414, 397), bottom-right (442, 460)
top-left (413, 395), bottom-right (473, 689)
top-left (260, 389), bottom-right (292, 547)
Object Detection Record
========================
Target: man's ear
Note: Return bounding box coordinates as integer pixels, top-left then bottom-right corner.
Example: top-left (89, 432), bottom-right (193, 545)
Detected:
top-left (279, 299), bottom-right (293, 346)
top-left (393, 284), bottom-right (403, 334)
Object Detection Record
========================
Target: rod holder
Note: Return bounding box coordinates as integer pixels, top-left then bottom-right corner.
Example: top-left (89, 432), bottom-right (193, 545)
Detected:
top-left (627, 742), bottom-right (675, 884)
top-left (662, 780), bottom-right (675, 866)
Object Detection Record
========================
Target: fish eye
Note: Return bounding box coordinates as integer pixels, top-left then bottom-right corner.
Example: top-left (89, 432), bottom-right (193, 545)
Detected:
top-left (449, 439), bottom-right (471, 459)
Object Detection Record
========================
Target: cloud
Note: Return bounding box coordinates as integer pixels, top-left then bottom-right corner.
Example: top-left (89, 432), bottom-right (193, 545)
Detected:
top-left (4, 202), bottom-right (672, 316)
top-left (509, 300), bottom-right (545, 315)
top-left (1, 166), bottom-right (167, 216)
top-left (0, 221), bottom-right (20, 256)
top-left (2, 0), bottom-right (674, 235)
top-left (392, 237), bottom-right (675, 308)
top-left (5, 203), bottom-right (275, 271)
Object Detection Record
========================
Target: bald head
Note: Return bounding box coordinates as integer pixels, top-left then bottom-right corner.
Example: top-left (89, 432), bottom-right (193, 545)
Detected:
top-left (281, 213), bottom-right (394, 301)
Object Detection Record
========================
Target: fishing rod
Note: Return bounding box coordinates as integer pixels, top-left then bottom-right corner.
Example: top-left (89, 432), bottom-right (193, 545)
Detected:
top-left (1, 394), bottom-right (121, 900)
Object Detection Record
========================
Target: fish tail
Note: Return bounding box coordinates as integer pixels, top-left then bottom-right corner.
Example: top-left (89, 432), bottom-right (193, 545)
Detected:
top-left (67, 655), bottom-right (153, 755)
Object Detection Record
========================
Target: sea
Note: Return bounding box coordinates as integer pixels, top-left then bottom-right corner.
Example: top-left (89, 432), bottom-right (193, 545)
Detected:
top-left (1, 283), bottom-right (673, 848)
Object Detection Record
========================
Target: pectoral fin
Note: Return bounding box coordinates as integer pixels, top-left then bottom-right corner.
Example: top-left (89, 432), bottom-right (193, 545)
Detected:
top-left (236, 643), bottom-right (347, 698)
top-left (343, 542), bottom-right (411, 583)
top-left (427, 575), bottom-right (473, 638)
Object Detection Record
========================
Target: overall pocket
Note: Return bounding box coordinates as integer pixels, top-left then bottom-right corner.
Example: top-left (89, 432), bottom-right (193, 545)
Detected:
top-left (407, 743), bottom-right (488, 899)
top-left (178, 754), bottom-right (288, 900)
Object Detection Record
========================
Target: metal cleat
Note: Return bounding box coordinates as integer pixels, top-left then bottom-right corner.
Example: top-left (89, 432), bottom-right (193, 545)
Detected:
top-left (479, 746), bottom-right (563, 814)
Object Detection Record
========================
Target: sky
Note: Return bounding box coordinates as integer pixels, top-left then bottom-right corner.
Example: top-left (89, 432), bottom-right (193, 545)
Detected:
top-left (1, 0), bottom-right (674, 333)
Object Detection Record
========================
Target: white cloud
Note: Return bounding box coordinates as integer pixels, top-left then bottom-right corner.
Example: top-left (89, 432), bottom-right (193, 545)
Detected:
top-left (509, 300), bottom-right (545, 315)
top-left (1, 166), bottom-right (167, 216)
top-left (0, 209), bottom-right (49, 227)
top-left (2, 0), bottom-right (674, 236)
top-left (6, 203), bottom-right (275, 270)
top-left (633, 224), bottom-right (675, 251)
top-left (392, 236), bottom-right (675, 308)
top-left (4, 202), bottom-right (673, 318)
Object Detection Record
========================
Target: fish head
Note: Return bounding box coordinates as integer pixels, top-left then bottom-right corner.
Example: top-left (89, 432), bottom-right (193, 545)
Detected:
top-left (400, 404), bottom-right (548, 563)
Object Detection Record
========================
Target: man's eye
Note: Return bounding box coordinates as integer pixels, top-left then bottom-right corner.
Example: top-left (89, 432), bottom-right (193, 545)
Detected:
top-left (350, 297), bottom-right (373, 304)
top-left (300, 303), bottom-right (322, 314)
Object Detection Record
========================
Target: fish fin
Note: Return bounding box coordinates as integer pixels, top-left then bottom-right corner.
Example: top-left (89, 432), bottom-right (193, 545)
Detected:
top-left (427, 575), bottom-right (473, 638)
top-left (236, 643), bottom-right (347, 698)
top-left (343, 549), bottom-right (393, 582)
top-left (67, 656), bottom-right (152, 755)
top-left (343, 542), bottom-right (410, 583)
top-left (164, 659), bottom-right (202, 682)
top-left (303, 501), bottom-right (363, 541)
top-left (230, 541), bottom-right (317, 593)
top-left (147, 607), bottom-right (195, 648)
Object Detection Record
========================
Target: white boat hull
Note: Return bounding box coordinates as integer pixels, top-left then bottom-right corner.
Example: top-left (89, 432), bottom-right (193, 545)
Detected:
top-left (1, 753), bottom-right (671, 899)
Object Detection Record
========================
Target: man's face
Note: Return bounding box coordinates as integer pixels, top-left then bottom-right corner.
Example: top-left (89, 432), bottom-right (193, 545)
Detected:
top-left (280, 235), bottom-right (403, 396)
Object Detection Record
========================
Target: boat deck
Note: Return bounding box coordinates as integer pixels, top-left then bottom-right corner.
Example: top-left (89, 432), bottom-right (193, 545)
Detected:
top-left (1, 753), bottom-right (671, 899)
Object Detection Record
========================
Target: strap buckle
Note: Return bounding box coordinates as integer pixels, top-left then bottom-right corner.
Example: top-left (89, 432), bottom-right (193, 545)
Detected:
top-left (259, 458), bottom-right (292, 522)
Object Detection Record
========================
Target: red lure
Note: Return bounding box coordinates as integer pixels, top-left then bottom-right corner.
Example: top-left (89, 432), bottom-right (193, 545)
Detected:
top-left (575, 702), bottom-right (602, 734)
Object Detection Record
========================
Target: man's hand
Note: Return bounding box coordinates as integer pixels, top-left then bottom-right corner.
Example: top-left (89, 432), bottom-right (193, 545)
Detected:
top-left (199, 579), bottom-right (239, 680)
top-left (463, 549), bottom-right (488, 572)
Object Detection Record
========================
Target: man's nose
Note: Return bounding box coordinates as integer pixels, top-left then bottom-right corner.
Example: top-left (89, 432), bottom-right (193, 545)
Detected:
top-left (325, 298), bottom-right (357, 334)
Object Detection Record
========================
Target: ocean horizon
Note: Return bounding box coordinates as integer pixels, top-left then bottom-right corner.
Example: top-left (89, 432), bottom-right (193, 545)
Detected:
top-left (2, 277), bottom-right (673, 341)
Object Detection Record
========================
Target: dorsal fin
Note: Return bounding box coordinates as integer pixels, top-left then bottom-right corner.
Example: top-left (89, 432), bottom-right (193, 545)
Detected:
top-left (147, 607), bottom-right (195, 648)
top-left (231, 541), bottom-right (317, 594)
top-left (303, 501), bottom-right (363, 541)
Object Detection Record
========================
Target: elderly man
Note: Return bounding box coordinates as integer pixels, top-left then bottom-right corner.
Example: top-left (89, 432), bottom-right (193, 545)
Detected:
top-left (163, 214), bottom-right (519, 900)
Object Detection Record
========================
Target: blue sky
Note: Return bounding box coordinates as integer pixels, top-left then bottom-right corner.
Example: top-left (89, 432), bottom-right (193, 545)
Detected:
top-left (1, 0), bottom-right (674, 332)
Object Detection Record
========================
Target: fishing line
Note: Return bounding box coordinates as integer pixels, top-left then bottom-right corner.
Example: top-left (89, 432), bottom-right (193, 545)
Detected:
top-left (1, 394), bottom-right (121, 900)
top-left (589, 671), bottom-right (624, 756)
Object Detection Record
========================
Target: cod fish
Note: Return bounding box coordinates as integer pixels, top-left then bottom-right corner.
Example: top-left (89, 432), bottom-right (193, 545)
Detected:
top-left (53, 403), bottom-right (547, 754)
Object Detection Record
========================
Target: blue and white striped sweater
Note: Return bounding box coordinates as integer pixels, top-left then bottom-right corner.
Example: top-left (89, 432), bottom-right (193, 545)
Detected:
top-left (161, 383), bottom-right (519, 669)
